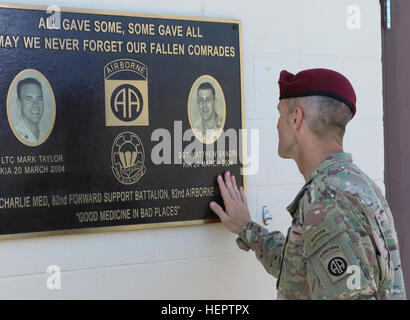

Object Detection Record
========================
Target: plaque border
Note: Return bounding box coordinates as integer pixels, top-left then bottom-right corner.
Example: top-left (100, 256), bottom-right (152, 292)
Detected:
top-left (0, 2), bottom-right (246, 239)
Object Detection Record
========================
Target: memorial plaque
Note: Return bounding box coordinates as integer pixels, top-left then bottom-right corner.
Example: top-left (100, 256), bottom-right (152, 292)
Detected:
top-left (0, 3), bottom-right (245, 238)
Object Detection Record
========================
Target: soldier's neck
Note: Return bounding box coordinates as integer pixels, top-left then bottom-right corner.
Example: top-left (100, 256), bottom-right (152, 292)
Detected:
top-left (23, 117), bottom-right (40, 140)
top-left (203, 113), bottom-right (217, 130)
top-left (295, 141), bottom-right (343, 182)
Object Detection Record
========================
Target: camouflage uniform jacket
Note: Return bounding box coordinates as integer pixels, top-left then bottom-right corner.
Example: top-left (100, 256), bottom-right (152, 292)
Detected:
top-left (236, 152), bottom-right (406, 300)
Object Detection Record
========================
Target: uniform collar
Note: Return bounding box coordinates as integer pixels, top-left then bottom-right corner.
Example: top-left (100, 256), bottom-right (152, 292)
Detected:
top-left (199, 114), bottom-right (220, 135)
top-left (15, 118), bottom-right (42, 142)
top-left (306, 152), bottom-right (353, 182)
top-left (286, 152), bottom-right (353, 216)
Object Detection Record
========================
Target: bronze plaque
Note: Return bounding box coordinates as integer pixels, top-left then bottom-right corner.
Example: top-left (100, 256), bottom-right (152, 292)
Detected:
top-left (0, 3), bottom-right (244, 238)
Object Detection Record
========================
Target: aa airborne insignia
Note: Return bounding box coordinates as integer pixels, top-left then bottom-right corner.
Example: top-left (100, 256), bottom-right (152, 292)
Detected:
top-left (111, 132), bottom-right (146, 185)
top-left (327, 257), bottom-right (348, 277)
top-left (318, 244), bottom-right (351, 283)
top-left (104, 59), bottom-right (149, 126)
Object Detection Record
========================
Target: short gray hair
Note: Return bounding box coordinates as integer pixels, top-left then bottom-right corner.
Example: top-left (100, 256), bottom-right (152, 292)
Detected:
top-left (287, 96), bottom-right (353, 140)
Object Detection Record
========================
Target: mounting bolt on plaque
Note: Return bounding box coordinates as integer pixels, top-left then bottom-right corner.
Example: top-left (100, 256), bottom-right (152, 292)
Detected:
top-left (262, 206), bottom-right (272, 225)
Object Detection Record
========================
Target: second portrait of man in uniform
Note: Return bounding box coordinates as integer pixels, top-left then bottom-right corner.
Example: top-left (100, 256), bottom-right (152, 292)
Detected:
top-left (188, 75), bottom-right (226, 144)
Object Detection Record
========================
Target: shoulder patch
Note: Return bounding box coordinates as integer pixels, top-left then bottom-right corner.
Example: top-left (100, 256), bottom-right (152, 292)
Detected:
top-left (318, 244), bottom-right (350, 283)
top-left (305, 229), bottom-right (373, 298)
top-left (303, 212), bottom-right (347, 256)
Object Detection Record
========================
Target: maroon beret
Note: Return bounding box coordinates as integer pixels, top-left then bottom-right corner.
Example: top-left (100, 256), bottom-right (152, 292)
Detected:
top-left (278, 68), bottom-right (356, 117)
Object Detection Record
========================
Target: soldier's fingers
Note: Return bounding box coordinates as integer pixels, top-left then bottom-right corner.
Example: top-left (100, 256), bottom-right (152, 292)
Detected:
top-left (224, 171), bottom-right (239, 201)
top-left (239, 186), bottom-right (248, 205)
top-left (209, 201), bottom-right (228, 222)
top-left (217, 175), bottom-right (232, 202)
top-left (231, 175), bottom-right (242, 201)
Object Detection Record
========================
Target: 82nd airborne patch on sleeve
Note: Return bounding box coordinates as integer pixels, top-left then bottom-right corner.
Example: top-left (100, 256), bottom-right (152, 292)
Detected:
top-left (318, 244), bottom-right (350, 283)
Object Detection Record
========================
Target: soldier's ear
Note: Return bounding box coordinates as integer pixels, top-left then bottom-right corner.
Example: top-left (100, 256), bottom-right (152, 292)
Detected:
top-left (17, 98), bottom-right (22, 112)
top-left (292, 106), bottom-right (304, 131)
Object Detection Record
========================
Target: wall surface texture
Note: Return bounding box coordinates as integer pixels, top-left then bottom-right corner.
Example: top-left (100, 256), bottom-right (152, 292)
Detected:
top-left (0, 0), bottom-right (383, 299)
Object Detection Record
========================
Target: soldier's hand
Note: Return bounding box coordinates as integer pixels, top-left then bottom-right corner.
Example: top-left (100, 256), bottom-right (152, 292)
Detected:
top-left (209, 171), bottom-right (251, 234)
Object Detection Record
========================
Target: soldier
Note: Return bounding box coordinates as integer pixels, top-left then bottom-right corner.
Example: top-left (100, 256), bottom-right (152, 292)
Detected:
top-left (194, 82), bottom-right (223, 143)
top-left (14, 77), bottom-right (45, 143)
top-left (209, 68), bottom-right (406, 300)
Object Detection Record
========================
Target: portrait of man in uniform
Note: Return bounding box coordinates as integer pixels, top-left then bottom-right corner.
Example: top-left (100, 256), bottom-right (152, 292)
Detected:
top-left (15, 77), bottom-right (45, 142)
top-left (7, 69), bottom-right (56, 146)
top-left (188, 76), bottom-right (226, 144)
